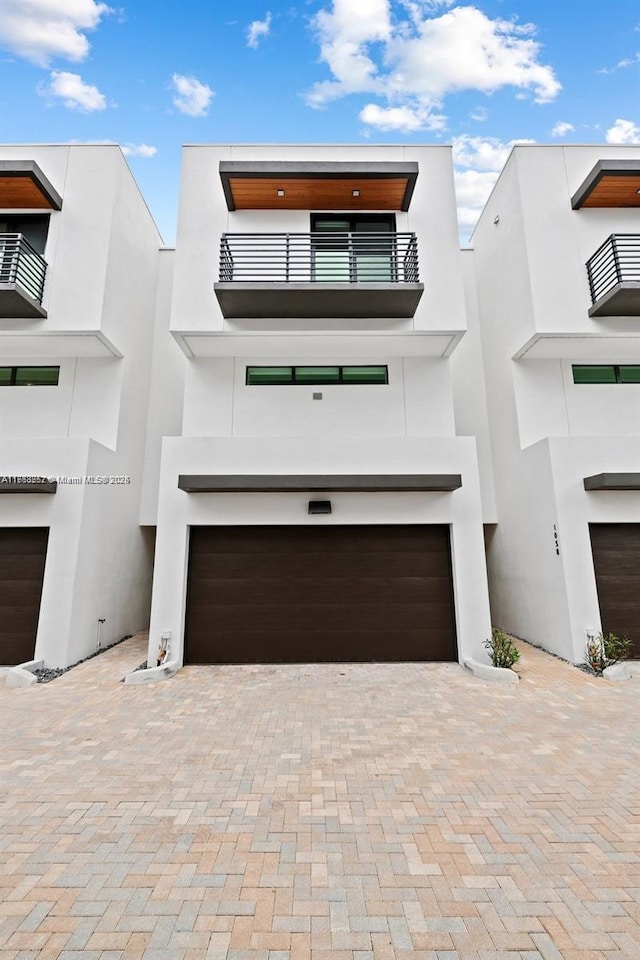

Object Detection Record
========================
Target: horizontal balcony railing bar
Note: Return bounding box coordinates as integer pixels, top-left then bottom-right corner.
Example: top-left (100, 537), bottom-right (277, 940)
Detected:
top-left (0, 233), bottom-right (47, 304)
top-left (219, 232), bottom-right (420, 284)
top-left (586, 234), bottom-right (640, 304)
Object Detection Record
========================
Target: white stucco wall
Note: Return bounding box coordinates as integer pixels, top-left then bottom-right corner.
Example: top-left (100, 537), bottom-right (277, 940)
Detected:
top-left (148, 435), bottom-right (492, 668)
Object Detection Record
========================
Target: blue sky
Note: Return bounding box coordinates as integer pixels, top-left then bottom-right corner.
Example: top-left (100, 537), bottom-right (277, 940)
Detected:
top-left (1, 0), bottom-right (638, 243)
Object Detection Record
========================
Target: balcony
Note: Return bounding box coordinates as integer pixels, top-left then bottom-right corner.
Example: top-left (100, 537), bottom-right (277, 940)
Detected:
top-left (214, 232), bottom-right (424, 319)
top-left (587, 234), bottom-right (640, 317)
top-left (0, 234), bottom-right (47, 319)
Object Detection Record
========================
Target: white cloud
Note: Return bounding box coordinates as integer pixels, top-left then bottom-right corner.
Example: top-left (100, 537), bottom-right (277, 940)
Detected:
top-left (452, 135), bottom-right (535, 241)
top-left (359, 102), bottom-right (445, 131)
top-left (247, 12), bottom-right (272, 48)
top-left (0, 0), bottom-right (110, 67)
top-left (605, 118), bottom-right (640, 144)
top-left (171, 73), bottom-right (214, 117)
top-left (470, 105), bottom-right (488, 122)
top-left (307, 1), bottom-right (560, 116)
top-left (551, 121), bottom-right (575, 138)
top-left (122, 143), bottom-right (157, 158)
top-left (39, 70), bottom-right (106, 111)
top-left (597, 52), bottom-right (640, 74)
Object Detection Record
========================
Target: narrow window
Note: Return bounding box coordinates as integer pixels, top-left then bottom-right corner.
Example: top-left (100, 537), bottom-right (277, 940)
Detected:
top-left (246, 365), bottom-right (388, 385)
top-left (619, 366), bottom-right (640, 384)
top-left (572, 366), bottom-right (617, 384)
top-left (246, 366), bottom-right (293, 385)
top-left (0, 366), bottom-right (60, 386)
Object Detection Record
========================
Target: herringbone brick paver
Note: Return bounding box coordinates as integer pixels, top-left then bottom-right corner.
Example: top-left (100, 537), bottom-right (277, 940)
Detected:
top-left (1, 635), bottom-right (639, 958)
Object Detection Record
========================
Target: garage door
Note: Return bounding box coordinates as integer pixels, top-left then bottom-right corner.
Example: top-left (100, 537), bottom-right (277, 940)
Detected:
top-left (0, 528), bottom-right (48, 665)
top-left (590, 523), bottom-right (640, 658)
top-left (184, 525), bottom-right (457, 664)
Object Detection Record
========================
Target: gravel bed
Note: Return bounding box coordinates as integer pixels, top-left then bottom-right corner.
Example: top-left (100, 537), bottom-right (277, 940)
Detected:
top-left (34, 635), bottom-right (133, 683)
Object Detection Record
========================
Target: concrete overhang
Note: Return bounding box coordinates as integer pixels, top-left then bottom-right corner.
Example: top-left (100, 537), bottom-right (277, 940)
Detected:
top-left (583, 473), bottom-right (640, 491)
top-left (0, 161), bottom-right (62, 210)
top-left (178, 474), bottom-right (462, 493)
top-left (571, 160), bottom-right (640, 210)
top-left (588, 282), bottom-right (640, 318)
top-left (214, 282), bottom-right (424, 320)
top-left (0, 477), bottom-right (57, 493)
top-left (219, 161), bottom-right (419, 211)
top-left (513, 333), bottom-right (640, 361)
top-left (171, 330), bottom-right (465, 359)
top-left (0, 331), bottom-right (123, 358)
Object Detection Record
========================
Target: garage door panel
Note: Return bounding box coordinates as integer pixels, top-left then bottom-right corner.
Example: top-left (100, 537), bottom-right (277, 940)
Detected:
top-left (0, 528), bottom-right (48, 665)
top-left (186, 600), bottom-right (456, 634)
top-left (189, 551), bottom-right (451, 580)
top-left (185, 525), bottom-right (457, 663)
top-left (186, 628), bottom-right (456, 664)
top-left (590, 523), bottom-right (640, 658)
top-left (186, 575), bottom-right (453, 606)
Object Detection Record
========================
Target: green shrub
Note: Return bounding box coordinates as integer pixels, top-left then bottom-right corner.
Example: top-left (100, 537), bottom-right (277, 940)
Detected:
top-left (585, 632), bottom-right (632, 674)
top-left (484, 628), bottom-right (520, 669)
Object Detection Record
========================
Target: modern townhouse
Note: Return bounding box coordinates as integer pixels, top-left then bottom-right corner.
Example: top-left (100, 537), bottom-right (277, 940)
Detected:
top-left (144, 144), bottom-right (494, 668)
top-left (471, 145), bottom-right (640, 662)
top-left (0, 145), bottom-right (161, 667)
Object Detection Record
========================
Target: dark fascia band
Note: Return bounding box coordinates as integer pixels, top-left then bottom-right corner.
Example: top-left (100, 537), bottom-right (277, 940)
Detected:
top-left (0, 476), bottom-right (57, 493)
top-left (219, 161), bottom-right (419, 211)
top-left (583, 473), bottom-right (640, 491)
top-left (0, 160), bottom-right (63, 210)
top-left (179, 474), bottom-right (462, 493)
top-left (571, 159), bottom-right (640, 209)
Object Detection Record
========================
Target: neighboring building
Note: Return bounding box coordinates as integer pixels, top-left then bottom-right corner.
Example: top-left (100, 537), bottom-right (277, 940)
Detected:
top-left (0, 146), bottom-right (161, 667)
top-left (471, 145), bottom-right (640, 662)
top-left (144, 144), bottom-right (493, 668)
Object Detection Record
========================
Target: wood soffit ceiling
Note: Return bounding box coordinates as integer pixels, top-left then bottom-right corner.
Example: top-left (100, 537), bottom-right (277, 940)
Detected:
top-left (571, 160), bottom-right (640, 209)
top-left (220, 162), bottom-right (418, 211)
top-left (0, 162), bottom-right (62, 210)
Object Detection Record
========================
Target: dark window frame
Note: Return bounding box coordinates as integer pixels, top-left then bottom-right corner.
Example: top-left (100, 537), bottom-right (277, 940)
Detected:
top-left (572, 365), bottom-right (640, 385)
top-left (246, 365), bottom-right (389, 386)
top-left (0, 366), bottom-right (60, 386)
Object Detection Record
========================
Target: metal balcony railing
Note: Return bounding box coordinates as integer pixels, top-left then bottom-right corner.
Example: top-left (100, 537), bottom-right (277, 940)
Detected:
top-left (218, 232), bottom-right (420, 284)
top-left (0, 233), bottom-right (47, 305)
top-left (586, 234), bottom-right (640, 304)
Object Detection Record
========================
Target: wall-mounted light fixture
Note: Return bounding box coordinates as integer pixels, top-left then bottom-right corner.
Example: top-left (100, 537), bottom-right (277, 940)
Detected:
top-left (308, 500), bottom-right (332, 515)
top-left (352, 189), bottom-right (360, 197)
top-left (277, 188), bottom-right (285, 197)
top-left (493, 214), bottom-right (500, 225)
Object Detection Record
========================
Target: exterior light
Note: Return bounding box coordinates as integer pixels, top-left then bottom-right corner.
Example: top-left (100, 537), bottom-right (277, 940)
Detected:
top-left (493, 214), bottom-right (500, 225)
top-left (277, 188), bottom-right (285, 197)
top-left (352, 189), bottom-right (360, 197)
top-left (308, 500), bottom-right (332, 515)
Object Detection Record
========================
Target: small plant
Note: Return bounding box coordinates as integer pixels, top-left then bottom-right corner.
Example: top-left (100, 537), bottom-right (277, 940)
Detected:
top-left (484, 628), bottom-right (520, 669)
top-left (585, 631), bottom-right (632, 674)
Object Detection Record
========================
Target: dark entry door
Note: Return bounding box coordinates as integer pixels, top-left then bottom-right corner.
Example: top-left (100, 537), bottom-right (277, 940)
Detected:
top-left (589, 523), bottom-right (640, 657)
top-left (0, 527), bottom-right (48, 665)
top-left (184, 525), bottom-right (457, 664)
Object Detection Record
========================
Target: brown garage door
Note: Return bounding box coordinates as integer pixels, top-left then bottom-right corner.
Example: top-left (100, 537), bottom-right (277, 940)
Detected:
top-left (184, 525), bottom-right (457, 664)
top-left (0, 528), bottom-right (48, 665)
top-left (590, 523), bottom-right (640, 658)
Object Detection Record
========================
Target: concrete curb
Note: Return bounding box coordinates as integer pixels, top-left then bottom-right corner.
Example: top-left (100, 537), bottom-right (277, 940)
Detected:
top-left (603, 660), bottom-right (640, 682)
top-left (464, 657), bottom-right (519, 684)
top-left (6, 659), bottom-right (44, 688)
top-left (123, 660), bottom-right (179, 685)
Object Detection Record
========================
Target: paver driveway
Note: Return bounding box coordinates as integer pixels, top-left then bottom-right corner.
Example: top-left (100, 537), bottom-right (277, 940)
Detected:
top-left (1, 636), bottom-right (639, 960)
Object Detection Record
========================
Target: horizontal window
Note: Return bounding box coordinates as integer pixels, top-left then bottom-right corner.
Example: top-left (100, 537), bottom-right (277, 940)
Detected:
top-left (246, 365), bottom-right (389, 386)
top-left (572, 365), bottom-right (640, 385)
top-left (0, 366), bottom-right (60, 386)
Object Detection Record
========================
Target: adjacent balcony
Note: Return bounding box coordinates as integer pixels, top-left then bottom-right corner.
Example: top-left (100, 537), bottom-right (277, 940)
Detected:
top-left (214, 232), bottom-right (424, 319)
top-left (0, 234), bottom-right (47, 319)
top-left (587, 234), bottom-right (640, 317)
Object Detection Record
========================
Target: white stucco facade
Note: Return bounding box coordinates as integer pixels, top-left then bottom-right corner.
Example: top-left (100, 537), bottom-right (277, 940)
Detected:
top-left (0, 145), bottom-right (161, 666)
top-left (471, 145), bottom-right (640, 662)
top-left (145, 144), bottom-right (493, 668)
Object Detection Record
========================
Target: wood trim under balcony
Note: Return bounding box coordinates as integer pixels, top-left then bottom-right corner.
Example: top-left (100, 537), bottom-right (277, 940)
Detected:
top-left (219, 161), bottom-right (418, 211)
top-left (0, 161), bottom-right (63, 210)
top-left (571, 160), bottom-right (640, 209)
